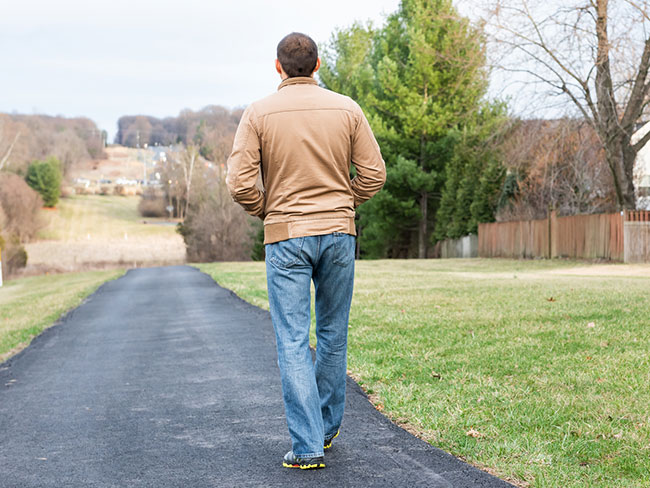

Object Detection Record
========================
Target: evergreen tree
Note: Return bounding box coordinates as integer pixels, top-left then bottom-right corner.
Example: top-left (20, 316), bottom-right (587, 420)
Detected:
top-left (321, 0), bottom-right (497, 257)
top-left (470, 157), bottom-right (506, 229)
top-left (25, 157), bottom-right (62, 207)
top-left (434, 104), bottom-right (508, 241)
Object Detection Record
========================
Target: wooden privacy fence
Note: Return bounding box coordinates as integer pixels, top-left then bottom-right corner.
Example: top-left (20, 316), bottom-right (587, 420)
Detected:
top-left (479, 210), bottom-right (650, 262)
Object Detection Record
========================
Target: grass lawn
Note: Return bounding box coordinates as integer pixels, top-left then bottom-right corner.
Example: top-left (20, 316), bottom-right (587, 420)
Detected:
top-left (0, 270), bottom-right (123, 362)
top-left (196, 259), bottom-right (650, 488)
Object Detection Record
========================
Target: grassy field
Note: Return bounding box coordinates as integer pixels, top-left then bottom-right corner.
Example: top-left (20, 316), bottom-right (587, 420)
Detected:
top-left (0, 270), bottom-right (123, 362)
top-left (196, 259), bottom-right (650, 488)
top-left (37, 194), bottom-right (176, 240)
top-left (24, 195), bottom-right (185, 273)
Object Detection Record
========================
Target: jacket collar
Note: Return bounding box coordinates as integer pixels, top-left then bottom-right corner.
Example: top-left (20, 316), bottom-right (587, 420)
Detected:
top-left (278, 76), bottom-right (318, 90)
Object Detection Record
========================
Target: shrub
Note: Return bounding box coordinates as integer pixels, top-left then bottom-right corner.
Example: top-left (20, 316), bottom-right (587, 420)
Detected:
top-left (3, 243), bottom-right (28, 275)
top-left (0, 173), bottom-right (43, 242)
top-left (113, 185), bottom-right (126, 196)
top-left (25, 157), bottom-right (62, 207)
top-left (250, 224), bottom-right (265, 261)
top-left (0, 233), bottom-right (28, 277)
top-left (60, 186), bottom-right (75, 198)
top-left (138, 189), bottom-right (167, 217)
top-left (177, 173), bottom-right (254, 262)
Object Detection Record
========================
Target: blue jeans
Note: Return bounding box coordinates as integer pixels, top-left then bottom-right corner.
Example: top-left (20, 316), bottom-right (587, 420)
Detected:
top-left (265, 232), bottom-right (355, 459)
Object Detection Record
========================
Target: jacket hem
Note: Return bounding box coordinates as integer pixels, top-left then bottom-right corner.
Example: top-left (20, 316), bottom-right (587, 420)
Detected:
top-left (264, 217), bottom-right (356, 244)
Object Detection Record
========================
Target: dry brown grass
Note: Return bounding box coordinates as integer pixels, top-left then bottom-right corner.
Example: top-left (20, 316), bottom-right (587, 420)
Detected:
top-left (23, 238), bottom-right (185, 274)
top-left (24, 194), bottom-right (185, 274)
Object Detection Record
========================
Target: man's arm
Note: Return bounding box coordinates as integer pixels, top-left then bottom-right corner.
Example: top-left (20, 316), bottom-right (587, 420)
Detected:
top-left (350, 105), bottom-right (386, 207)
top-left (226, 105), bottom-right (266, 218)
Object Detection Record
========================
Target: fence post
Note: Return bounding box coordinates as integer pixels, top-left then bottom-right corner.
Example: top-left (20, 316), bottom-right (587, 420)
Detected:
top-left (0, 247), bottom-right (3, 287)
top-left (549, 210), bottom-right (557, 259)
top-left (547, 206), bottom-right (553, 259)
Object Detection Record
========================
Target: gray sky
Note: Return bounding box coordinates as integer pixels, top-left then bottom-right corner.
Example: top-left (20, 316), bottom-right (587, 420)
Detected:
top-left (1, 0), bottom-right (400, 140)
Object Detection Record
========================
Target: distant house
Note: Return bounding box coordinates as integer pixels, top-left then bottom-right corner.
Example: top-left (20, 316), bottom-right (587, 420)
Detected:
top-left (633, 122), bottom-right (650, 209)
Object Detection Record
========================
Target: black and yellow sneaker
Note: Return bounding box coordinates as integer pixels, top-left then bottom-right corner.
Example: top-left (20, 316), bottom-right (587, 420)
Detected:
top-left (282, 451), bottom-right (325, 470)
top-left (324, 430), bottom-right (339, 450)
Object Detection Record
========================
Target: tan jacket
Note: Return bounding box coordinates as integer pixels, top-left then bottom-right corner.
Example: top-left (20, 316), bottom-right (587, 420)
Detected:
top-left (226, 77), bottom-right (386, 244)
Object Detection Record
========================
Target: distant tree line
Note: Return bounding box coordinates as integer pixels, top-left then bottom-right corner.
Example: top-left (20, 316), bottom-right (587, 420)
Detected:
top-left (0, 113), bottom-right (105, 177)
top-left (114, 106), bottom-right (243, 164)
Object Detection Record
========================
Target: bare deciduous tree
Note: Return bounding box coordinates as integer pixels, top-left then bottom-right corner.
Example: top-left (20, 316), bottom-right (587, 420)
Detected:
top-left (498, 118), bottom-right (617, 220)
top-left (178, 165), bottom-right (254, 262)
top-left (486, 0), bottom-right (650, 209)
top-left (0, 173), bottom-right (44, 242)
top-left (0, 113), bottom-right (102, 174)
top-left (179, 145), bottom-right (198, 220)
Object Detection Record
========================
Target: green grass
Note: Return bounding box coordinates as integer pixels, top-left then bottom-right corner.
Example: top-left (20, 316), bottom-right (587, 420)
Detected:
top-left (196, 259), bottom-right (650, 488)
top-left (37, 195), bottom-right (177, 241)
top-left (0, 270), bottom-right (123, 361)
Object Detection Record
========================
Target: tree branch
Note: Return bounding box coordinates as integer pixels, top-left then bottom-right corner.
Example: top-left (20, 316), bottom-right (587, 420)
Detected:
top-left (0, 131), bottom-right (21, 171)
top-left (621, 35), bottom-right (650, 129)
top-left (632, 122), bottom-right (650, 151)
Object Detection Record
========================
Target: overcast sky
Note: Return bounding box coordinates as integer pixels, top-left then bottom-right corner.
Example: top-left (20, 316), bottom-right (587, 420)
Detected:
top-left (1, 0), bottom-right (401, 140)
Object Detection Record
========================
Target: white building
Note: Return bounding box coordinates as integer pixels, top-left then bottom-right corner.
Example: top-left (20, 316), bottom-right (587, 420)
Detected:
top-left (632, 123), bottom-right (650, 209)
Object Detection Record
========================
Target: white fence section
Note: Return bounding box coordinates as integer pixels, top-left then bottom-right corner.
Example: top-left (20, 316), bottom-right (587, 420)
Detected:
top-left (438, 234), bottom-right (478, 259)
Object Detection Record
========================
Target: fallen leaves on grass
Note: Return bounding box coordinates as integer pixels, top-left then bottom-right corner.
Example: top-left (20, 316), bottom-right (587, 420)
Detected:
top-left (547, 297), bottom-right (556, 302)
top-left (587, 322), bottom-right (596, 328)
top-left (466, 428), bottom-right (484, 438)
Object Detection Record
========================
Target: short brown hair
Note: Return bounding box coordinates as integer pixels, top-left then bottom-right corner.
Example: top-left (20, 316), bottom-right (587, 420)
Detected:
top-left (277, 32), bottom-right (318, 78)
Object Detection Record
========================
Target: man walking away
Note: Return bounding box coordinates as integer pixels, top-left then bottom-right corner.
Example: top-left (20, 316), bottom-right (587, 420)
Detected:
top-left (226, 32), bottom-right (386, 470)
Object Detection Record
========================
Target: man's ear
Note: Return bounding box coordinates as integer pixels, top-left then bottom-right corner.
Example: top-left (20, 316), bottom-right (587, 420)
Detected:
top-left (313, 57), bottom-right (321, 74)
top-left (275, 59), bottom-right (283, 75)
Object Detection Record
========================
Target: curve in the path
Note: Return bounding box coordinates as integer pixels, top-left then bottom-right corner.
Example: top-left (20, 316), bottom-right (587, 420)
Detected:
top-left (0, 266), bottom-right (514, 488)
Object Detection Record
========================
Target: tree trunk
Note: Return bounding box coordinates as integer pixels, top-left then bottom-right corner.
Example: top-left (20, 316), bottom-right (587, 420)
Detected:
top-left (355, 223), bottom-right (362, 260)
top-left (621, 144), bottom-right (637, 210)
top-left (604, 133), bottom-right (637, 210)
top-left (418, 191), bottom-right (428, 258)
top-left (418, 130), bottom-right (429, 259)
top-left (0, 132), bottom-right (21, 171)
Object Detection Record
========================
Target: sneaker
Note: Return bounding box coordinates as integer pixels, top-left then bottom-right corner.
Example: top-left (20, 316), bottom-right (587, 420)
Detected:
top-left (324, 430), bottom-right (339, 449)
top-left (282, 451), bottom-right (325, 470)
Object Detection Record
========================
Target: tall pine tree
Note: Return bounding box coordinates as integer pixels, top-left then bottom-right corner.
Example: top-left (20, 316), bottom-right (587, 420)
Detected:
top-left (321, 0), bottom-right (504, 257)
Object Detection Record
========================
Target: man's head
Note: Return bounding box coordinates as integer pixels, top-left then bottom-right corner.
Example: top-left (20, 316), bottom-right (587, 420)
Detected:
top-left (276, 32), bottom-right (320, 79)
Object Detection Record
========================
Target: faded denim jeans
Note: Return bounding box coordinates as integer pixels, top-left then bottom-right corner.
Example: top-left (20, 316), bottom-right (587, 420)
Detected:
top-left (265, 232), bottom-right (355, 459)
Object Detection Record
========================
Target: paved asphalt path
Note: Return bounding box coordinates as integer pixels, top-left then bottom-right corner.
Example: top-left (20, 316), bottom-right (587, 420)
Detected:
top-left (0, 266), bottom-right (513, 488)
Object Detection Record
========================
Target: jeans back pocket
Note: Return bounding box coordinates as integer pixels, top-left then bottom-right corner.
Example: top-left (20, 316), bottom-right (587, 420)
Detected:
top-left (268, 237), bottom-right (306, 269)
top-left (332, 233), bottom-right (355, 267)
